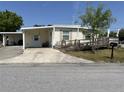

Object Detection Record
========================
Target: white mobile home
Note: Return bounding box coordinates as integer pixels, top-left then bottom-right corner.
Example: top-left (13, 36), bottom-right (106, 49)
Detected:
top-left (0, 25), bottom-right (87, 49)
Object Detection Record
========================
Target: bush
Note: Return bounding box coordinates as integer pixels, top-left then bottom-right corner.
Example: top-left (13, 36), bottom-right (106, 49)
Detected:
top-left (119, 29), bottom-right (124, 41)
top-left (109, 31), bottom-right (117, 38)
top-left (42, 41), bottom-right (49, 47)
top-left (18, 40), bottom-right (23, 45)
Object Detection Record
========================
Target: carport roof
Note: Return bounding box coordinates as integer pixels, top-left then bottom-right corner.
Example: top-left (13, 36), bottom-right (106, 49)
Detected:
top-left (21, 26), bottom-right (53, 30)
top-left (0, 32), bottom-right (22, 34)
top-left (21, 25), bottom-right (89, 31)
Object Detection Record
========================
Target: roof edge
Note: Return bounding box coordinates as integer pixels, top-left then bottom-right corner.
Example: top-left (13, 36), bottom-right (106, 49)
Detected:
top-left (0, 32), bottom-right (22, 34)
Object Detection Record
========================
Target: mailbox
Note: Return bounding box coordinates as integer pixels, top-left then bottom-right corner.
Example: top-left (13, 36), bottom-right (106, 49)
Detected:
top-left (110, 42), bottom-right (118, 47)
top-left (110, 42), bottom-right (118, 59)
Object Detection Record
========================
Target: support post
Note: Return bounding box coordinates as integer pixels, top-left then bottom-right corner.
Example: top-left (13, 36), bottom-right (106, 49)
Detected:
top-left (77, 28), bottom-right (79, 39)
top-left (3, 34), bottom-right (6, 47)
top-left (23, 32), bottom-right (25, 50)
top-left (107, 29), bottom-right (110, 37)
top-left (48, 30), bottom-right (52, 47)
top-left (52, 27), bottom-right (55, 48)
top-left (116, 29), bottom-right (120, 37)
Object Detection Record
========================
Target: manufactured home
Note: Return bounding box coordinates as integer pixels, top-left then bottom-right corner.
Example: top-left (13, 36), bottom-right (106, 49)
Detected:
top-left (0, 25), bottom-right (88, 49)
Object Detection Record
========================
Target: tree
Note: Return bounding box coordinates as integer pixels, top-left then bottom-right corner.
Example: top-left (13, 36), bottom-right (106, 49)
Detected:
top-left (109, 31), bottom-right (117, 38)
top-left (99, 31), bottom-right (107, 37)
top-left (80, 3), bottom-right (116, 51)
top-left (0, 10), bottom-right (23, 32)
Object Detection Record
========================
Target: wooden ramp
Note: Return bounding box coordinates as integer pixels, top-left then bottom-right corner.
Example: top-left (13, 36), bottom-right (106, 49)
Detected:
top-left (57, 37), bottom-right (111, 50)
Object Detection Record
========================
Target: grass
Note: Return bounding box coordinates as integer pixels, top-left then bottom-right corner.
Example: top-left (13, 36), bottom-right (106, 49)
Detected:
top-left (64, 48), bottom-right (124, 63)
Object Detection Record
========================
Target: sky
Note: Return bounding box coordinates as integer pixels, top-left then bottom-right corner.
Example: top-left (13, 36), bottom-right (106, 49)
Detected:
top-left (0, 1), bottom-right (124, 30)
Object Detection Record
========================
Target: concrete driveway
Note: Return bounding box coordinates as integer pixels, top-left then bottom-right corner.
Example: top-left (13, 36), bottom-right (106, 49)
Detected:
top-left (0, 47), bottom-right (94, 63)
top-left (0, 46), bottom-right (23, 60)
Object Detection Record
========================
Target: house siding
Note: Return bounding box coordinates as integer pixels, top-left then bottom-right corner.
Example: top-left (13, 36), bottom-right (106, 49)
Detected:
top-left (52, 28), bottom-right (61, 46)
top-left (52, 28), bottom-right (85, 46)
top-left (0, 25), bottom-right (87, 49)
top-left (25, 29), bottom-right (49, 48)
top-left (78, 31), bottom-right (85, 39)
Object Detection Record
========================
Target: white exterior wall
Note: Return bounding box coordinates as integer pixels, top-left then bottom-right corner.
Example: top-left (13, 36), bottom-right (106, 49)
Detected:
top-left (71, 30), bottom-right (78, 40)
top-left (25, 29), bottom-right (49, 48)
top-left (78, 31), bottom-right (85, 39)
top-left (70, 29), bottom-right (85, 40)
top-left (52, 28), bottom-right (61, 47)
top-left (52, 28), bottom-right (85, 46)
top-left (23, 27), bottom-right (86, 48)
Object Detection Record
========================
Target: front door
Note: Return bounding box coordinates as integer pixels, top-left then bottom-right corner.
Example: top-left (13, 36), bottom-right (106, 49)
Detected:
top-left (32, 35), bottom-right (41, 47)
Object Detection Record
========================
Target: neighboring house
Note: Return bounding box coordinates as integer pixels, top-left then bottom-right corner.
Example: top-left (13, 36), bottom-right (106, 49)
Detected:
top-left (0, 25), bottom-right (87, 49)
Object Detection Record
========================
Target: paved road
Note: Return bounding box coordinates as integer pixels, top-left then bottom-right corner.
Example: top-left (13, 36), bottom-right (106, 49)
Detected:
top-left (0, 63), bottom-right (124, 92)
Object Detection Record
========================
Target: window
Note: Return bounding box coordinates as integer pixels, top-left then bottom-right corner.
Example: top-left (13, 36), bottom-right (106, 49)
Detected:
top-left (33, 35), bottom-right (39, 41)
top-left (85, 34), bottom-right (91, 40)
top-left (63, 31), bottom-right (69, 40)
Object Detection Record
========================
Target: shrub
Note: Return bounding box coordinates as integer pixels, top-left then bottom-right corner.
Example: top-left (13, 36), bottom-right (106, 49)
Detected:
top-left (119, 29), bottom-right (124, 41)
top-left (109, 31), bottom-right (117, 38)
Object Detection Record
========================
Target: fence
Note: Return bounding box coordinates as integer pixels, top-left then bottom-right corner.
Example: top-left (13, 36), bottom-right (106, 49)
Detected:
top-left (57, 37), bottom-right (111, 50)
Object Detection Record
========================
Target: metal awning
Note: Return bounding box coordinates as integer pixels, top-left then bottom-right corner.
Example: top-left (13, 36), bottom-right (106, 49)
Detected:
top-left (21, 26), bottom-right (53, 30)
top-left (0, 32), bottom-right (22, 34)
top-left (21, 25), bottom-right (88, 31)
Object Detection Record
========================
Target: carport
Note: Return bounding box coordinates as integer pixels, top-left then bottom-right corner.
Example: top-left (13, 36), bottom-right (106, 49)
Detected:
top-left (21, 26), bottom-right (53, 49)
top-left (0, 32), bottom-right (23, 47)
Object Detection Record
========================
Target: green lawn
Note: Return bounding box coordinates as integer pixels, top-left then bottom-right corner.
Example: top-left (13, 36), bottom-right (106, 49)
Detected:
top-left (64, 48), bottom-right (124, 63)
